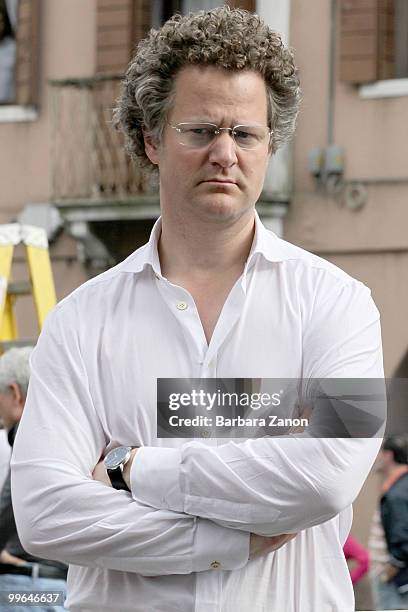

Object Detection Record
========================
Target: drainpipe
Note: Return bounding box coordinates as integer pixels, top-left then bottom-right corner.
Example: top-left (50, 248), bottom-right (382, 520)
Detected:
top-left (328, 0), bottom-right (337, 146)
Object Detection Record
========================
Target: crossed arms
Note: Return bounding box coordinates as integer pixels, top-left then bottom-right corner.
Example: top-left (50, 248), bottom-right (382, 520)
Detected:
top-left (10, 283), bottom-right (384, 576)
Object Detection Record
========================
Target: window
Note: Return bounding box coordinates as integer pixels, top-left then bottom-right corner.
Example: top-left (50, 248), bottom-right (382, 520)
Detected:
top-left (339, 0), bottom-right (408, 83)
top-left (0, 0), bottom-right (40, 107)
top-left (183, 0), bottom-right (224, 13)
top-left (0, 0), bottom-right (17, 103)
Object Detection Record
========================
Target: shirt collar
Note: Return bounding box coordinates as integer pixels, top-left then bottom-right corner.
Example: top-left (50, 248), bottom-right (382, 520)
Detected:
top-left (120, 211), bottom-right (287, 276)
top-left (120, 216), bottom-right (163, 276)
top-left (247, 211), bottom-right (287, 265)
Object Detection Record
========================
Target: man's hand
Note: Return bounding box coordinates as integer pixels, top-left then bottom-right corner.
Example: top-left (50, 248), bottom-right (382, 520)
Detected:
top-left (249, 533), bottom-right (297, 559)
top-left (381, 562), bottom-right (399, 583)
top-left (0, 549), bottom-right (26, 566)
top-left (92, 460), bottom-right (111, 486)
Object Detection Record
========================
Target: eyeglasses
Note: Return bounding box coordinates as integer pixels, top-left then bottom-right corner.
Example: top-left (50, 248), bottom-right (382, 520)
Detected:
top-left (168, 122), bottom-right (272, 150)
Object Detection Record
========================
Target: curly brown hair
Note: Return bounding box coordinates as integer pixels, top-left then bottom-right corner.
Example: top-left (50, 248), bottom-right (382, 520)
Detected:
top-left (114, 6), bottom-right (301, 174)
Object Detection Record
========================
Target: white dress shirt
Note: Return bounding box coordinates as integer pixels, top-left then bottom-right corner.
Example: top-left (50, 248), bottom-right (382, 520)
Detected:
top-left (11, 214), bottom-right (384, 612)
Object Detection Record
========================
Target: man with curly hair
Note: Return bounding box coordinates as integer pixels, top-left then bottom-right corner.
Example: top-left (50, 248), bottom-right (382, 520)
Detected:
top-left (11, 6), bottom-right (384, 612)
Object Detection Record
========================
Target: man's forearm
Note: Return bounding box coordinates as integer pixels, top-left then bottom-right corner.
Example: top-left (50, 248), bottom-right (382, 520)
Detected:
top-left (128, 437), bottom-right (381, 535)
top-left (97, 455), bottom-right (297, 560)
top-left (12, 456), bottom-right (249, 575)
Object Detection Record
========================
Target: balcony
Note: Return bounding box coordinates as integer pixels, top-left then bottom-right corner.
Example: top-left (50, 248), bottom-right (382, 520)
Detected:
top-left (49, 74), bottom-right (158, 205)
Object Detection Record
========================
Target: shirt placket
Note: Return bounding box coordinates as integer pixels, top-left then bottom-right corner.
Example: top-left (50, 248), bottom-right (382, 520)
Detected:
top-left (155, 275), bottom-right (208, 374)
top-left (156, 273), bottom-right (247, 612)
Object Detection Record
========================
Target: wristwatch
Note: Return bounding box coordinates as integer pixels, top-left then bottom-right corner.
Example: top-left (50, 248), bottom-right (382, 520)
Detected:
top-left (104, 446), bottom-right (135, 491)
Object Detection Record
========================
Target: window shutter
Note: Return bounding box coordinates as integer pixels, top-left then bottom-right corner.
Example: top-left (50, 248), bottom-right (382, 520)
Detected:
top-left (225, 0), bottom-right (256, 11)
top-left (378, 0), bottom-right (395, 79)
top-left (339, 0), bottom-right (395, 83)
top-left (15, 0), bottom-right (40, 106)
top-left (96, 0), bottom-right (133, 74)
top-left (96, 0), bottom-right (151, 74)
top-left (131, 0), bottom-right (152, 55)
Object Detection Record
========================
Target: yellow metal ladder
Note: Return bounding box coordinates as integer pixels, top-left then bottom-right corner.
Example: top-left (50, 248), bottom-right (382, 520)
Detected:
top-left (0, 224), bottom-right (57, 352)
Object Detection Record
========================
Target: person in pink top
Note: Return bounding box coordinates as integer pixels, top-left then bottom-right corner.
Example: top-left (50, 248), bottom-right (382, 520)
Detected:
top-left (344, 534), bottom-right (370, 584)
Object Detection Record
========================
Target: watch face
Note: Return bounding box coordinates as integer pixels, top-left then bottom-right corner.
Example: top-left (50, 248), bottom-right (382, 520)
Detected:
top-left (104, 446), bottom-right (131, 471)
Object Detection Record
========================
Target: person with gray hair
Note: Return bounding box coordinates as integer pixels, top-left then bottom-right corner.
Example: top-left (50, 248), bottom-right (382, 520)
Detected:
top-left (0, 347), bottom-right (32, 403)
top-left (0, 348), bottom-right (67, 612)
top-left (11, 6), bottom-right (383, 612)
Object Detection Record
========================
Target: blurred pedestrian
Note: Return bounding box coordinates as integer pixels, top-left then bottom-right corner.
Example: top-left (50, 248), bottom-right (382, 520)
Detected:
top-left (373, 434), bottom-right (408, 609)
top-left (0, 348), bottom-right (67, 612)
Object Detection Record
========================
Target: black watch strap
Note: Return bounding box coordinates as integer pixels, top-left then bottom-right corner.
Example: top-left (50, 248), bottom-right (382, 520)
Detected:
top-left (107, 466), bottom-right (130, 492)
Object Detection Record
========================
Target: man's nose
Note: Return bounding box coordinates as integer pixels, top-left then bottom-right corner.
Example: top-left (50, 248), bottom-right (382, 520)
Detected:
top-left (207, 131), bottom-right (238, 167)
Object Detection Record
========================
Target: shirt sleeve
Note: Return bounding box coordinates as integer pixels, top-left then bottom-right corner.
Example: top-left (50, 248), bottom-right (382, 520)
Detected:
top-left (131, 281), bottom-right (385, 535)
top-left (10, 303), bottom-right (249, 576)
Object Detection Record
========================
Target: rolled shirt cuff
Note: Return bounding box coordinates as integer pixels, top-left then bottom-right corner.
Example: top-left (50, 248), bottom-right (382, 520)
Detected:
top-left (130, 446), bottom-right (184, 511)
top-left (193, 517), bottom-right (250, 572)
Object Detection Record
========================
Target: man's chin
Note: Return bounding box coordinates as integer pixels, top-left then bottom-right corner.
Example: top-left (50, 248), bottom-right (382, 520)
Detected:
top-left (192, 197), bottom-right (250, 223)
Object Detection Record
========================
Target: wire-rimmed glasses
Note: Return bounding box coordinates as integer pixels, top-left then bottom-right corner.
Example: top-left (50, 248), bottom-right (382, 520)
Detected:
top-left (168, 122), bottom-right (272, 150)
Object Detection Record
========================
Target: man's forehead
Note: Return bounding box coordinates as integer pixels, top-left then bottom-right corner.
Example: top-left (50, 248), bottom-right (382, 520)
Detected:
top-left (173, 64), bottom-right (266, 88)
top-left (170, 65), bottom-right (268, 120)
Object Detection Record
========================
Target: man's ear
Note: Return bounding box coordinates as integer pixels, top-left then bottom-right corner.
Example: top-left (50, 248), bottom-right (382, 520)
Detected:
top-left (143, 129), bottom-right (159, 166)
top-left (9, 382), bottom-right (24, 409)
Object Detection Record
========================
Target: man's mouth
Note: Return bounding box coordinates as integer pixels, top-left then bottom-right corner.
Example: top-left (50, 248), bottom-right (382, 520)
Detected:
top-left (201, 179), bottom-right (237, 185)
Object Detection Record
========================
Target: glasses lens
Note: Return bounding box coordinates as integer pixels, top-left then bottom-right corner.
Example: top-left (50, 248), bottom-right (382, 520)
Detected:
top-left (175, 123), bottom-right (216, 148)
top-left (233, 126), bottom-right (270, 149)
top-left (172, 123), bottom-right (271, 149)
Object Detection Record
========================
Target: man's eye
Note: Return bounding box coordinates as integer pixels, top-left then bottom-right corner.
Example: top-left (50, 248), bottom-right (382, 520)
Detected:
top-left (189, 128), bottom-right (211, 135)
top-left (234, 130), bottom-right (252, 140)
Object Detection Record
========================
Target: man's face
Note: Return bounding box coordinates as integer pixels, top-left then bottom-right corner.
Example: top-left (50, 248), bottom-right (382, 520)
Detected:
top-left (0, 387), bottom-right (18, 430)
top-left (144, 65), bottom-right (271, 225)
top-left (0, 382), bottom-right (24, 430)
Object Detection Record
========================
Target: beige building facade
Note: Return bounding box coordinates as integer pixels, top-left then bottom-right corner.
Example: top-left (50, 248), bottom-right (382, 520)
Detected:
top-left (287, 0), bottom-right (408, 379)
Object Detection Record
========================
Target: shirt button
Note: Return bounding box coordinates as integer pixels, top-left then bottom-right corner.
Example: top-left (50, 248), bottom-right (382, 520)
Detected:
top-left (210, 561), bottom-right (221, 569)
top-left (176, 301), bottom-right (188, 310)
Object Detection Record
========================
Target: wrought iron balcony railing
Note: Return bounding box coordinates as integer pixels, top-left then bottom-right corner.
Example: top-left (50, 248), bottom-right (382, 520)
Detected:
top-left (49, 74), bottom-right (156, 203)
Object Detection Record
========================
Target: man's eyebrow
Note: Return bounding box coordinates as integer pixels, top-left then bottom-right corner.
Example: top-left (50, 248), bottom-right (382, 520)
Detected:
top-left (172, 118), bottom-right (216, 123)
top-left (172, 118), bottom-right (261, 126)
